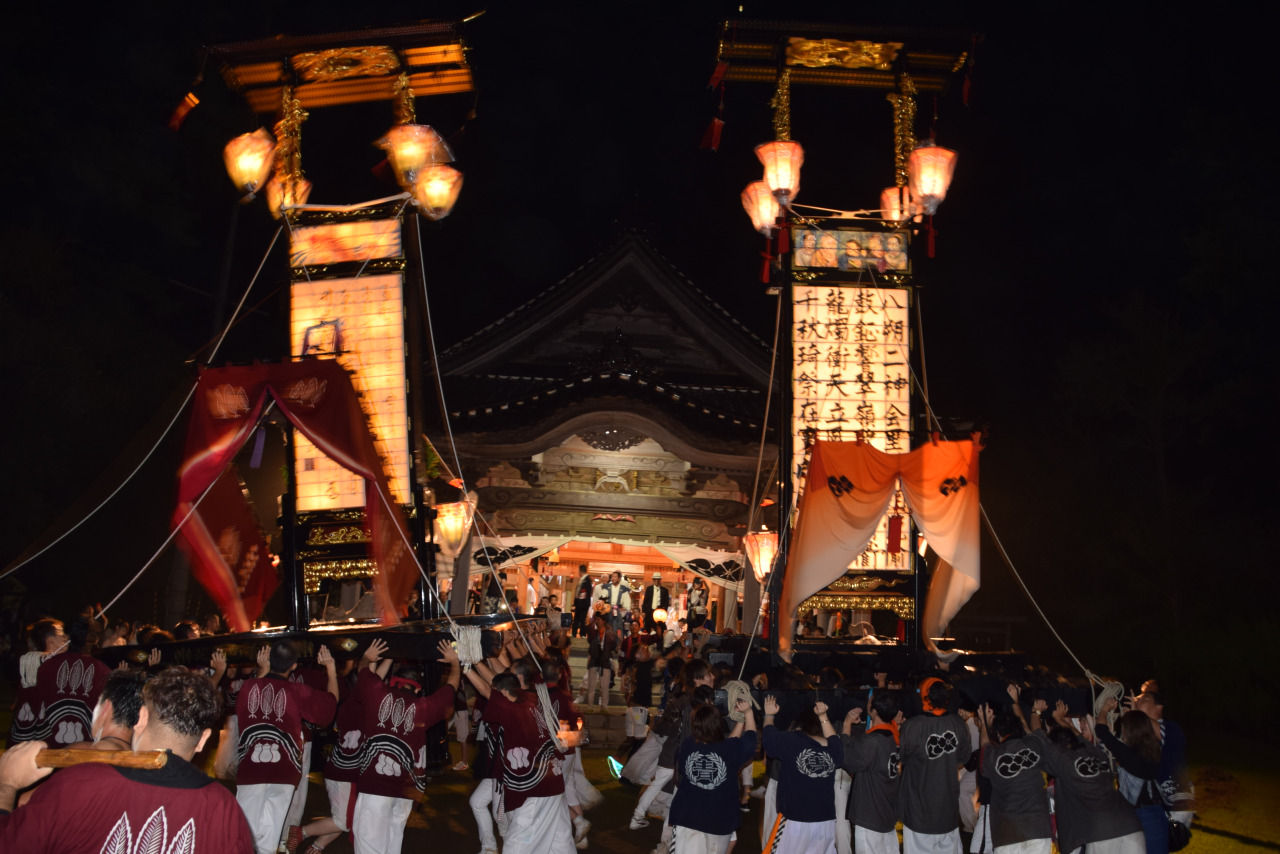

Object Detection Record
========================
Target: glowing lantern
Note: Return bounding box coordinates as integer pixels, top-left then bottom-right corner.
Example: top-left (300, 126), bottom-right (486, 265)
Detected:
top-left (223, 129), bottom-right (276, 198)
top-left (652, 608), bottom-right (669, 624)
top-left (413, 164), bottom-right (464, 220)
top-left (755, 140), bottom-right (804, 204)
top-left (743, 528), bottom-right (779, 583)
top-left (265, 176), bottom-right (312, 219)
top-left (741, 181), bottom-right (780, 234)
top-left (907, 142), bottom-right (957, 215)
top-left (435, 497), bottom-right (476, 560)
top-left (377, 124), bottom-right (451, 189)
top-left (880, 186), bottom-right (913, 222)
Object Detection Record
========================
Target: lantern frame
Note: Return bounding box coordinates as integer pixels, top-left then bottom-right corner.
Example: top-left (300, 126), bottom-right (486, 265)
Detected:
top-left (907, 142), bottom-right (957, 215)
top-left (413, 164), bottom-right (464, 220)
top-left (223, 128), bottom-right (276, 198)
top-left (743, 529), bottom-right (779, 584)
top-left (755, 140), bottom-right (804, 204)
top-left (741, 181), bottom-right (781, 234)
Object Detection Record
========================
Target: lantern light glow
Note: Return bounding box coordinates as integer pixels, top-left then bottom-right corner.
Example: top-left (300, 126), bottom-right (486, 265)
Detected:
top-left (377, 124), bottom-right (451, 189)
top-left (223, 128), bottom-right (276, 198)
top-left (755, 140), bottom-right (804, 204)
top-left (435, 497), bottom-right (476, 560)
top-left (743, 528), bottom-right (779, 583)
top-left (652, 608), bottom-right (669, 624)
top-left (741, 181), bottom-right (781, 234)
top-left (413, 164), bottom-right (464, 220)
top-left (880, 186), bottom-right (914, 222)
top-left (907, 142), bottom-right (957, 215)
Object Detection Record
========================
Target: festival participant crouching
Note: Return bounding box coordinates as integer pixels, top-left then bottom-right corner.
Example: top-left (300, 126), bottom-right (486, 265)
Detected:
top-left (348, 638), bottom-right (460, 854)
top-left (762, 695), bottom-right (843, 854)
top-left (669, 697), bottom-right (757, 854)
top-left (235, 641), bottom-right (339, 854)
top-left (464, 653), bottom-right (576, 854)
top-left (840, 692), bottom-right (903, 854)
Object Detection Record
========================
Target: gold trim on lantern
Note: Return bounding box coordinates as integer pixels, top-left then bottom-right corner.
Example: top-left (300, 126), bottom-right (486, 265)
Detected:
top-left (785, 38), bottom-right (901, 71)
top-left (292, 46), bottom-right (402, 83)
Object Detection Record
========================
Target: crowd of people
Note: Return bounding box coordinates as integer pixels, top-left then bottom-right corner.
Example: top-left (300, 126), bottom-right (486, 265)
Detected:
top-left (0, 608), bottom-right (1195, 854)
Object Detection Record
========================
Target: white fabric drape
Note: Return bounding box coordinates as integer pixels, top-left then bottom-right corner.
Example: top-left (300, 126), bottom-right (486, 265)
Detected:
top-left (781, 438), bottom-right (981, 658)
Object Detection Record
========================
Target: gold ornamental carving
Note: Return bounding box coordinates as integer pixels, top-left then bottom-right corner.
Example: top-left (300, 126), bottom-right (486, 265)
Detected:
top-left (786, 38), bottom-right (901, 71)
top-left (305, 525), bottom-right (372, 546)
top-left (303, 558), bottom-right (378, 593)
top-left (828, 575), bottom-right (907, 592)
top-left (292, 46), bottom-right (401, 82)
top-left (798, 592), bottom-right (915, 620)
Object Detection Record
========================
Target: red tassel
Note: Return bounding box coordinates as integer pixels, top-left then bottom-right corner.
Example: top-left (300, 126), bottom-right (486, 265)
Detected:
top-left (927, 216), bottom-right (937, 258)
top-left (930, 431), bottom-right (940, 446)
top-left (707, 60), bottom-right (729, 90)
top-left (698, 117), bottom-right (725, 151)
top-left (896, 619), bottom-right (906, 642)
top-left (777, 227), bottom-right (789, 254)
top-left (887, 516), bottom-right (903, 553)
top-left (760, 250), bottom-right (772, 283)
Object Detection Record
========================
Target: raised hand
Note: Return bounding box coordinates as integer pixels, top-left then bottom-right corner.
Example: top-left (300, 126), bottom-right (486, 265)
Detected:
top-left (255, 645), bottom-right (270, 676)
top-left (763, 695), bottom-right (780, 716)
top-left (148, 648), bottom-right (161, 667)
top-left (814, 701), bottom-right (829, 718)
top-left (317, 645), bottom-right (335, 669)
top-left (363, 638), bottom-right (389, 663)
top-left (439, 639), bottom-right (460, 664)
top-left (846, 707), bottom-right (864, 725)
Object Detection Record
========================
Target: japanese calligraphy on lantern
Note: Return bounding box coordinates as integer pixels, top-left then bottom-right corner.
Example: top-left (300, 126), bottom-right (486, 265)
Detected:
top-left (290, 219), bottom-right (410, 511)
top-left (792, 283), bottom-right (912, 570)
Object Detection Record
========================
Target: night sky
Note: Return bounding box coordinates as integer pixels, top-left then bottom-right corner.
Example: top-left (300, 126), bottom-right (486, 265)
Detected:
top-left (2, 1), bottom-right (1275, 712)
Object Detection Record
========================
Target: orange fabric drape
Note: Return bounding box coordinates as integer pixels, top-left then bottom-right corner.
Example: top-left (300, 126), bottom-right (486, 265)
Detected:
top-left (781, 438), bottom-right (980, 656)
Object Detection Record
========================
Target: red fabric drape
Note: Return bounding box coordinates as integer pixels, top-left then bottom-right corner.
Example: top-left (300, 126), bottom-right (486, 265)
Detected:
top-left (175, 361), bottom-right (417, 629)
top-left (176, 467), bottom-right (277, 631)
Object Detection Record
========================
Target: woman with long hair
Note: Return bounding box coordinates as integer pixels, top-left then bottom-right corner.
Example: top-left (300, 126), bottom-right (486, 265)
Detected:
top-left (1030, 700), bottom-right (1144, 854)
top-left (1096, 698), bottom-right (1166, 854)
top-left (631, 659), bottom-right (715, 830)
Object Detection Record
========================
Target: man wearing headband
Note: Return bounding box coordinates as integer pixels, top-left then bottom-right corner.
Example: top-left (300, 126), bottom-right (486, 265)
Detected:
top-left (340, 638), bottom-right (460, 854)
top-left (235, 640), bottom-right (339, 854)
top-left (899, 678), bottom-right (968, 854)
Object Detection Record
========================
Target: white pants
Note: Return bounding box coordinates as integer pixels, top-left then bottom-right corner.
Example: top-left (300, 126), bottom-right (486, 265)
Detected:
top-left (504, 793), bottom-right (576, 854)
top-left (958, 771), bottom-right (978, 833)
top-left (765, 816), bottom-right (838, 854)
top-left (672, 824), bottom-right (733, 854)
top-left (454, 710), bottom-right (470, 742)
top-left (236, 782), bottom-right (296, 854)
top-left (993, 840), bottom-right (1051, 854)
top-left (622, 732), bottom-right (665, 785)
top-left (635, 765), bottom-right (675, 819)
top-left (585, 666), bottom-right (612, 706)
top-left (835, 769), bottom-right (853, 854)
top-left (627, 705), bottom-right (651, 738)
top-left (761, 778), bottom-right (778, 845)
top-left (1064, 831), bottom-right (1146, 854)
top-left (856, 826), bottom-right (901, 854)
top-left (352, 792), bottom-right (413, 854)
top-left (969, 807), bottom-right (992, 854)
top-left (326, 779), bottom-right (354, 832)
top-left (470, 779), bottom-right (499, 853)
top-left (904, 827), bottom-right (962, 854)
top-left (282, 742), bottom-right (312, 841)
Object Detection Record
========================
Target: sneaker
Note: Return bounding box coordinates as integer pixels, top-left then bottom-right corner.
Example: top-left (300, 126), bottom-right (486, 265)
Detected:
top-left (606, 756), bottom-right (624, 779)
top-left (452, 761), bottom-right (469, 771)
top-left (740, 802), bottom-right (750, 812)
top-left (285, 825), bottom-right (305, 854)
top-left (573, 815), bottom-right (592, 843)
top-left (750, 785), bottom-right (767, 799)
top-left (629, 816), bottom-right (650, 830)
top-left (576, 838), bottom-right (589, 850)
